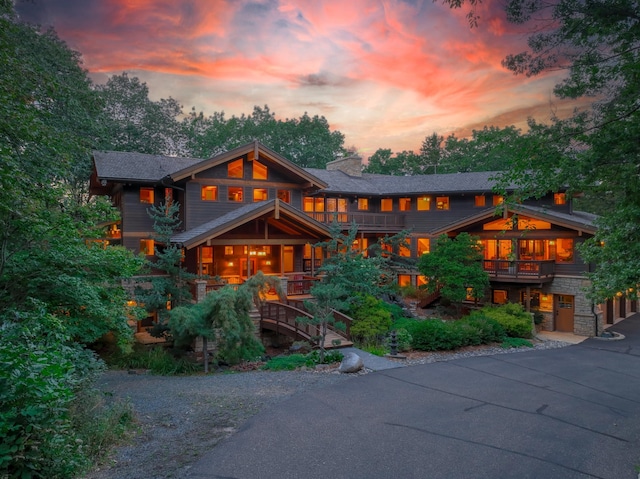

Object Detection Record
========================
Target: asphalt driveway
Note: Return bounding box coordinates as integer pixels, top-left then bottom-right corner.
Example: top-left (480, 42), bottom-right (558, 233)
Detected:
top-left (188, 315), bottom-right (640, 479)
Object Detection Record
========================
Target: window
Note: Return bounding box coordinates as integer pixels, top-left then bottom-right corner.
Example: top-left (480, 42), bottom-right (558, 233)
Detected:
top-left (165, 188), bottom-right (173, 205)
top-left (399, 244), bottom-right (411, 257)
top-left (253, 188), bottom-right (268, 202)
top-left (228, 187), bottom-right (243, 202)
top-left (398, 275), bottom-right (411, 287)
top-left (228, 159), bottom-right (243, 178)
top-left (140, 187), bottom-right (154, 204)
top-left (474, 195), bottom-right (486, 207)
top-left (253, 161), bottom-right (268, 180)
top-left (417, 238), bottom-right (430, 255)
top-left (327, 198), bottom-right (348, 222)
top-left (224, 246), bottom-right (234, 255)
top-left (381, 198), bottom-right (393, 212)
top-left (201, 185), bottom-right (218, 201)
top-left (417, 196), bottom-right (430, 211)
top-left (303, 196), bottom-right (325, 221)
top-left (399, 198), bottom-right (411, 211)
top-left (140, 239), bottom-right (154, 255)
top-left (201, 246), bottom-right (213, 264)
top-left (493, 195), bottom-right (503, 206)
top-left (436, 196), bottom-right (449, 210)
top-left (553, 238), bottom-right (574, 263)
top-left (277, 190), bottom-right (291, 203)
top-left (554, 193), bottom-right (567, 205)
top-left (357, 198), bottom-right (369, 210)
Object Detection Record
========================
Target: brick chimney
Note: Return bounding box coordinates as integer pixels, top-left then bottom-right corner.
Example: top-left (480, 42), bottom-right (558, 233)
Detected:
top-left (326, 154), bottom-right (362, 177)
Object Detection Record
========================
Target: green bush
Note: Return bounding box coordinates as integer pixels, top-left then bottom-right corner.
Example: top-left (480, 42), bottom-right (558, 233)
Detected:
top-left (348, 295), bottom-right (393, 344)
top-left (109, 344), bottom-right (200, 375)
top-left (406, 315), bottom-right (507, 352)
top-left (388, 327), bottom-right (413, 352)
top-left (501, 337), bottom-right (534, 349)
top-left (468, 303), bottom-right (533, 338)
top-left (262, 350), bottom-right (344, 371)
top-left (0, 308), bottom-right (105, 478)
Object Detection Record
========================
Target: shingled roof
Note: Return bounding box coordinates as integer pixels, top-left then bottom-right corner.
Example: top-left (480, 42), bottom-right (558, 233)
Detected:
top-left (93, 150), bottom-right (202, 183)
top-left (304, 168), bottom-right (507, 195)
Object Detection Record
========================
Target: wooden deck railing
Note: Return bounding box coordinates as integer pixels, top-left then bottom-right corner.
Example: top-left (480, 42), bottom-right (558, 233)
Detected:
top-left (287, 276), bottom-right (319, 296)
top-left (260, 301), bottom-right (352, 342)
top-left (304, 211), bottom-right (405, 230)
top-left (483, 259), bottom-right (556, 281)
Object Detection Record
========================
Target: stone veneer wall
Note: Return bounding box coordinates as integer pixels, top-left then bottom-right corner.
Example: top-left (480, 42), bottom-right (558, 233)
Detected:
top-left (539, 276), bottom-right (602, 337)
top-left (326, 155), bottom-right (362, 177)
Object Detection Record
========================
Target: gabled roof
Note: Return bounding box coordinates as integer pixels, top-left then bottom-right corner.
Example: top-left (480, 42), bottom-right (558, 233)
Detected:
top-left (303, 169), bottom-right (508, 195)
top-left (430, 204), bottom-right (598, 237)
top-left (170, 141), bottom-right (327, 189)
top-left (171, 199), bottom-right (332, 249)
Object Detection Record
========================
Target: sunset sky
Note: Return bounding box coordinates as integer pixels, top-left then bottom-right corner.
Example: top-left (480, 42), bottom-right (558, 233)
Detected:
top-left (16, 0), bottom-right (579, 157)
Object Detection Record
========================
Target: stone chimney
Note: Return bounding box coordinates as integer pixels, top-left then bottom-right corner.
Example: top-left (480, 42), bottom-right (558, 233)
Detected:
top-left (326, 154), bottom-right (362, 177)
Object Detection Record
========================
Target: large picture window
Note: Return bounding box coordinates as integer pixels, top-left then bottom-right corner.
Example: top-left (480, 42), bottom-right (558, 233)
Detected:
top-left (228, 159), bottom-right (243, 178)
top-left (253, 161), bottom-right (268, 180)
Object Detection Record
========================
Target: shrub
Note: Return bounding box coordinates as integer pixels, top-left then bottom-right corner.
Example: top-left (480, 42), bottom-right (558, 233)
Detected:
top-left (109, 344), bottom-right (200, 375)
top-left (501, 337), bottom-right (534, 349)
top-left (348, 295), bottom-right (393, 344)
top-left (262, 350), bottom-right (344, 371)
top-left (406, 315), bottom-right (507, 352)
top-left (469, 303), bottom-right (533, 338)
top-left (388, 327), bottom-right (413, 352)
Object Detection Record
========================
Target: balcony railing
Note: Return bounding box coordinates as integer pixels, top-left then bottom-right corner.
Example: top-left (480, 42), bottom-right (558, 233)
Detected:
top-left (483, 259), bottom-right (556, 282)
top-left (304, 212), bottom-right (405, 230)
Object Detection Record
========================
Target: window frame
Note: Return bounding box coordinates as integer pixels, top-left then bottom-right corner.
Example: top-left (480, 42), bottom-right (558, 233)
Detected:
top-left (435, 196), bottom-right (449, 210)
top-left (140, 187), bottom-right (154, 204)
top-left (228, 186), bottom-right (244, 202)
top-left (227, 158), bottom-right (244, 179)
top-left (201, 185), bottom-right (218, 201)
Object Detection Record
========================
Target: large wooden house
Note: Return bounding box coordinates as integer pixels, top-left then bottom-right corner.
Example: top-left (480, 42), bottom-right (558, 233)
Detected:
top-left (90, 141), bottom-right (632, 337)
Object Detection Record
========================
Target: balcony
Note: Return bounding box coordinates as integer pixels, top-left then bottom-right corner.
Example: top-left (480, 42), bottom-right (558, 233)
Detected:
top-left (483, 259), bottom-right (555, 283)
top-left (304, 212), bottom-right (405, 231)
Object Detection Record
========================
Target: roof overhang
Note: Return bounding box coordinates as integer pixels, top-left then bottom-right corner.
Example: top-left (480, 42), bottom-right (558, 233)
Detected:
top-left (171, 199), bottom-right (332, 249)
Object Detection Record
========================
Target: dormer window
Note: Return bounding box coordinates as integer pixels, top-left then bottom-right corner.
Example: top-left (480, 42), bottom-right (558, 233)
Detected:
top-left (228, 159), bottom-right (243, 178)
top-left (253, 161), bottom-right (268, 180)
top-left (554, 193), bottom-right (567, 205)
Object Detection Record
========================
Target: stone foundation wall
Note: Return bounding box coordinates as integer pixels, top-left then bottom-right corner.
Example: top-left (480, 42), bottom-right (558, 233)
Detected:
top-left (545, 276), bottom-right (602, 337)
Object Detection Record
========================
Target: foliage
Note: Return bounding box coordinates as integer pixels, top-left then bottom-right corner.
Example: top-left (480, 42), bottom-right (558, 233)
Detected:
top-left (169, 285), bottom-right (264, 367)
top-left (359, 344), bottom-right (389, 357)
top-left (418, 233), bottom-right (489, 309)
top-left (410, 316), bottom-right (506, 352)
top-left (468, 303), bottom-right (533, 339)
top-left (298, 282), bottom-right (348, 362)
top-left (107, 344), bottom-right (200, 375)
top-left (134, 200), bottom-right (194, 335)
top-left (347, 295), bottom-right (393, 345)
top-left (262, 350), bottom-right (343, 371)
top-left (0, 307), bottom-right (104, 478)
top-left (388, 327), bottom-right (413, 352)
top-left (183, 105), bottom-right (346, 168)
top-left (94, 72), bottom-right (186, 156)
top-left (501, 337), bottom-right (534, 349)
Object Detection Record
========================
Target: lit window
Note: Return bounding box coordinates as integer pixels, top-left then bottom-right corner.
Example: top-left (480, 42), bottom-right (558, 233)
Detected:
top-left (398, 275), bottom-right (411, 287)
top-left (201, 186), bottom-right (218, 201)
top-left (493, 195), bottom-right (503, 206)
top-left (140, 239), bottom-right (154, 255)
top-left (417, 196), bottom-right (430, 211)
top-left (201, 246), bottom-right (213, 263)
top-left (554, 193), bottom-right (567, 205)
top-left (436, 197), bottom-right (449, 210)
top-left (357, 198), bottom-right (369, 211)
top-left (417, 238), bottom-right (430, 255)
top-left (140, 187), bottom-right (154, 204)
top-left (253, 188), bottom-right (268, 202)
top-left (228, 187), bottom-right (243, 202)
top-left (399, 245), bottom-right (411, 257)
top-left (303, 197), bottom-right (314, 212)
top-left (253, 161), bottom-right (268, 180)
top-left (228, 159), bottom-right (243, 178)
top-left (399, 198), bottom-right (411, 211)
top-left (381, 198), bottom-right (393, 212)
top-left (554, 238), bottom-right (574, 263)
top-left (474, 195), bottom-right (486, 207)
top-left (417, 275), bottom-right (428, 287)
top-left (493, 290), bottom-right (508, 304)
top-left (277, 190), bottom-right (291, 203)
top-left (466, 287), bottom-right (475, 301)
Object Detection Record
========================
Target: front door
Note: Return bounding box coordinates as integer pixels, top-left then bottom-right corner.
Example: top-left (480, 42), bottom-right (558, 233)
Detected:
top-left (555, 295), bottom-right (574, 332)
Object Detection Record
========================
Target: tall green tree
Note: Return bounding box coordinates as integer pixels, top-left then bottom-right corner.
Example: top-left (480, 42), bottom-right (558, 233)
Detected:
top-left (418, 233), bottom-right (489, 312)
top-left (94, 72), bottom-right (186, 156)
top-left (183, 105), bottom-right (346, 167)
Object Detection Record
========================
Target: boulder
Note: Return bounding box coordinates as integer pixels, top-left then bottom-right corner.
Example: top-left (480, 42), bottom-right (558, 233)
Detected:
top-left (338, 352), bottom-right (364, 373)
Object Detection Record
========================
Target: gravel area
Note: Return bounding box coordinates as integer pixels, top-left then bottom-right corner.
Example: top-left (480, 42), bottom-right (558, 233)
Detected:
top-left (84, 338), bottom-right (572, 479)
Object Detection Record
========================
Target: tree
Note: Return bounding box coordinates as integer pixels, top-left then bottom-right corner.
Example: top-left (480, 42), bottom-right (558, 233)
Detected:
top-left (183, 105), bottom-right (346, 167)
top-left (443, 0), bottom-right (640, 301)
top-left (94, 72), bottom-right (187, 156)
top-left (134, 200), bottom-right (194, 336)
top-left (418, 233), bottom-right (489, 312)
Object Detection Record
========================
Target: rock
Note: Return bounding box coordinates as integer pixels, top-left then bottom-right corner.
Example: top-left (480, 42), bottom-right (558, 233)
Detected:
top-left (338, 352), bottom-right (364, 373)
